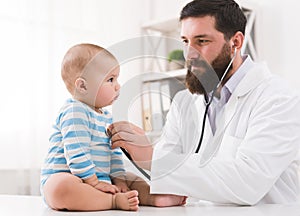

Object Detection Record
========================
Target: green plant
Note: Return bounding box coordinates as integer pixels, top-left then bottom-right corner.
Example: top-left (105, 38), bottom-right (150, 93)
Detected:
top-left (167, 49), bottom-right (185, 62)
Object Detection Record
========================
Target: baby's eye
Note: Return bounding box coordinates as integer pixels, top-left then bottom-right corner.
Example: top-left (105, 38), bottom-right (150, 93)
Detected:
top-left (108, 77), bottom-right (113, 82)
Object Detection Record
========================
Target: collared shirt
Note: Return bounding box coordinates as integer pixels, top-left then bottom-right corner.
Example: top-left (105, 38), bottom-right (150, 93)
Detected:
top-left (208, 55), bottom-right (254, 134)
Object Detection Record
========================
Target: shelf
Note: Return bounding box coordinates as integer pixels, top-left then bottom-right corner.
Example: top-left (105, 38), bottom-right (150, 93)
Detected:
top-left (141, 17), bottom-right (186, 134)
top-left (142, 68), bottom-right (186, 83)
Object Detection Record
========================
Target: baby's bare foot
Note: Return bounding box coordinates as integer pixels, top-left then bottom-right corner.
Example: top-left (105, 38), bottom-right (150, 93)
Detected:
top-left (150, 194), bottom-right (187, 207)
top-left (112, 190), bottom-right (139, 211)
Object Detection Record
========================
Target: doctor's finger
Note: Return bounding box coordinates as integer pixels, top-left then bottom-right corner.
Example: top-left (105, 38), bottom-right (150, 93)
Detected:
top-left (129, 134), bottom-right (152, 146)
top-left (108, 124), bottom-right (135, 137)
top-left (111, 139), bottom-right (130, 149)
top-left (111, 131), bottom-right (149, 146)
top-left (110, 131), bottom-right (131, 142)
top-left (108, 121), bottom-right (133, 131)
top-left (108, 122), bottom-right (145, 135)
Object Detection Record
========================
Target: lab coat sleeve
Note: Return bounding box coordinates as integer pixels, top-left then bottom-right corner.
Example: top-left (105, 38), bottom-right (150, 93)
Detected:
top-left (150, 87), bottom-right (300, 205)
top-left (153, 90), bottom-right (183, 153)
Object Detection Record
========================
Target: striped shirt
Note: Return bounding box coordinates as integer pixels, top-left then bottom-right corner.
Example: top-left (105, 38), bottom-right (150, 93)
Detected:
top-left (40, 98), bottom-right (125, 187)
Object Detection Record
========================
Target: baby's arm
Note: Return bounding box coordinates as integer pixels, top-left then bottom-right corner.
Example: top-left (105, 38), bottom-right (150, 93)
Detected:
top-left (84, 174), bottom-right (120, 194)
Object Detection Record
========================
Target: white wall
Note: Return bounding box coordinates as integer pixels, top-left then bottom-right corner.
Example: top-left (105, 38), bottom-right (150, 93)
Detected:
top-left (247, 0), bottom-right (300, 91)
top-left (147, 0), bottom-right (190, 20)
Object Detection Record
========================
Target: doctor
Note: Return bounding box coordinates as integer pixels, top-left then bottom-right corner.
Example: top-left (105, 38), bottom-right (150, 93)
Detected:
top-left (109, 0), bottom-right (300, 205)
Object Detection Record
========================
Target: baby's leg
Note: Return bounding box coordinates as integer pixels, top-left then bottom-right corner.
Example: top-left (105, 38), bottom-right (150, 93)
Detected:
top-left (43, 172), bottom-right (139, 211)
top-left (126, 172), bottom-right (187, 207)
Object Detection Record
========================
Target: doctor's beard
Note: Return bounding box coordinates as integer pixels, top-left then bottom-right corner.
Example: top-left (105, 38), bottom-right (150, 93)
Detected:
top-left (185, 43), bottom-right (232, 95)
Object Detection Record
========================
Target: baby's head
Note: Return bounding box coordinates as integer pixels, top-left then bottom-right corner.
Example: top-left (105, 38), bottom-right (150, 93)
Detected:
top-left (61, 43), bottom-right (120, 111)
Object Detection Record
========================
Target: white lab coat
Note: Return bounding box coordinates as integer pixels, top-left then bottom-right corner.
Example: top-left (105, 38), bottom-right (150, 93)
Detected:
top-left (150, 61), bottom-right (300, 205)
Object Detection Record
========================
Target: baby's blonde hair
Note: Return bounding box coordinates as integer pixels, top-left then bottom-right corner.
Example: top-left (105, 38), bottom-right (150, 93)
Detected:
top-left (61, 43), bottom-right (116, 94)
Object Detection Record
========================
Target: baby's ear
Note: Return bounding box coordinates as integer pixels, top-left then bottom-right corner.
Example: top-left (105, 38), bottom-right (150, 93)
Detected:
top-left (74, 77), bottom-right (88, 94)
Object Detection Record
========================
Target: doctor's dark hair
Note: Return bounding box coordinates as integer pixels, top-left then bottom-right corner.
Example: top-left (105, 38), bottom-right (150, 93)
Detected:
top-left (180, 0), bottom-right (247, 40)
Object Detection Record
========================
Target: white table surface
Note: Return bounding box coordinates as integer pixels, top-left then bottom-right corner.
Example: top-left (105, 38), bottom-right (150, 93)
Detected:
top-left (1, 195), bottom-right (300, 216)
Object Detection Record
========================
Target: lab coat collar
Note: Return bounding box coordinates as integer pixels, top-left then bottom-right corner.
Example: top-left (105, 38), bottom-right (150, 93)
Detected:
top-left (235, 61), bottom-right (272, 98)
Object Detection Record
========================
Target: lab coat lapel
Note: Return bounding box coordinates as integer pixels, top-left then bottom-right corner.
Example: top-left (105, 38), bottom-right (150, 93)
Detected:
top-left (214, 62), bottom-right (272, 139)
top-left (214, 95), bottom-right (239, 138)
top-left (191, 98), bottom-right (199, 129)
top-left (199, 96), bottom-right (238, 166)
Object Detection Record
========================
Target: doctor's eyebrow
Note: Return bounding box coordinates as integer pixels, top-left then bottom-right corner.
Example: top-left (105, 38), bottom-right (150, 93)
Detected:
top-left (181, 34), bottom-right (210, 38)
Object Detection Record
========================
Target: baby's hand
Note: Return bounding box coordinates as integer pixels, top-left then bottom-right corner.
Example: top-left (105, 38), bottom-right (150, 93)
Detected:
top-left (94, 181), bottom-right (119, 194)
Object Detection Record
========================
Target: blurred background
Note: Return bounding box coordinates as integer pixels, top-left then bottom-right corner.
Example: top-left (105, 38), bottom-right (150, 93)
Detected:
top-left (0, 0), bottom-right (299, 195)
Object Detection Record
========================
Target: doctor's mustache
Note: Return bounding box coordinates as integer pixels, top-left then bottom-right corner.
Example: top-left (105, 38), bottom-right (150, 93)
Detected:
top-left (185, 58), bottom-right (220, 95)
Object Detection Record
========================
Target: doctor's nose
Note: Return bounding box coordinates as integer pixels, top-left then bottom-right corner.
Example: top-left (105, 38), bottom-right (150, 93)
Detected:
top-left (185, 45), bottom-right (200, 60)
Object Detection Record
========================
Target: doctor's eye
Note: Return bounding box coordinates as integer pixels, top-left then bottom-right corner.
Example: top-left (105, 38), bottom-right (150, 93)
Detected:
top-left (181, 39), bottom-right (189, 45)
top-left (197, 39), bottom-right (210, 46)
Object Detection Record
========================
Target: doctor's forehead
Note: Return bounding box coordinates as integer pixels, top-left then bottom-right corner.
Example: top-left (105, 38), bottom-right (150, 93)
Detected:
top-left (180, 16), bottom-right (219, 38)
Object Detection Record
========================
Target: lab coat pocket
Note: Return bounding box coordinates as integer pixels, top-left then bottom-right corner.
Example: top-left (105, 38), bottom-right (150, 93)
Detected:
top-left (216, 134), bottom-right (243, 159)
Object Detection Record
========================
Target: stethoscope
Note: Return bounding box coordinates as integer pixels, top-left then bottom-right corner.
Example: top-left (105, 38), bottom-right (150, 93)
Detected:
top-left (195, 47), bottom-right (237, 153)
top-left (106, 129), bottom-right (151, 180)
top-left (108, 48), bottom-right (237, 180)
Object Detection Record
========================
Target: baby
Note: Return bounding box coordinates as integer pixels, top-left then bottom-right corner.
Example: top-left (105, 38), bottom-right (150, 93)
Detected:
top-left (41, 43), bottom-right (138, 211)
top-left (40, 43), bottom-right (186, 211)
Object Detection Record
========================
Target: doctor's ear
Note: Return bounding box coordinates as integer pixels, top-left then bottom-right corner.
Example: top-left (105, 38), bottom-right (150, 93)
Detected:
top-left (74, 77), bottom-right (88, 94)
top-left (231, 31), bottom-right (244, 51)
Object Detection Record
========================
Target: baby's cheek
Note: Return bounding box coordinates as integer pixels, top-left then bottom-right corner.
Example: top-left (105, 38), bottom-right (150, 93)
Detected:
top-left (96, 86), bottom-right (114, 106)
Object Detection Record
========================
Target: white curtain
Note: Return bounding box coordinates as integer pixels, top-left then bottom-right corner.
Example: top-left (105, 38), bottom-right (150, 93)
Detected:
top-left (0, 0), bottom-right (53, 195)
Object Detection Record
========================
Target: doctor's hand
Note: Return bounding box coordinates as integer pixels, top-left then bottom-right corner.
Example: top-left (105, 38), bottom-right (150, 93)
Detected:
top-left (107, 121), bottom-right (153, 170)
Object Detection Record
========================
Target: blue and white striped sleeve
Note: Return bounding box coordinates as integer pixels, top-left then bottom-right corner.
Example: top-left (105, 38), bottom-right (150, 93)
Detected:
top-left (110, 147), bottom-right (126, 178)
top-left (59, 105), bottom-right (96, 179)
